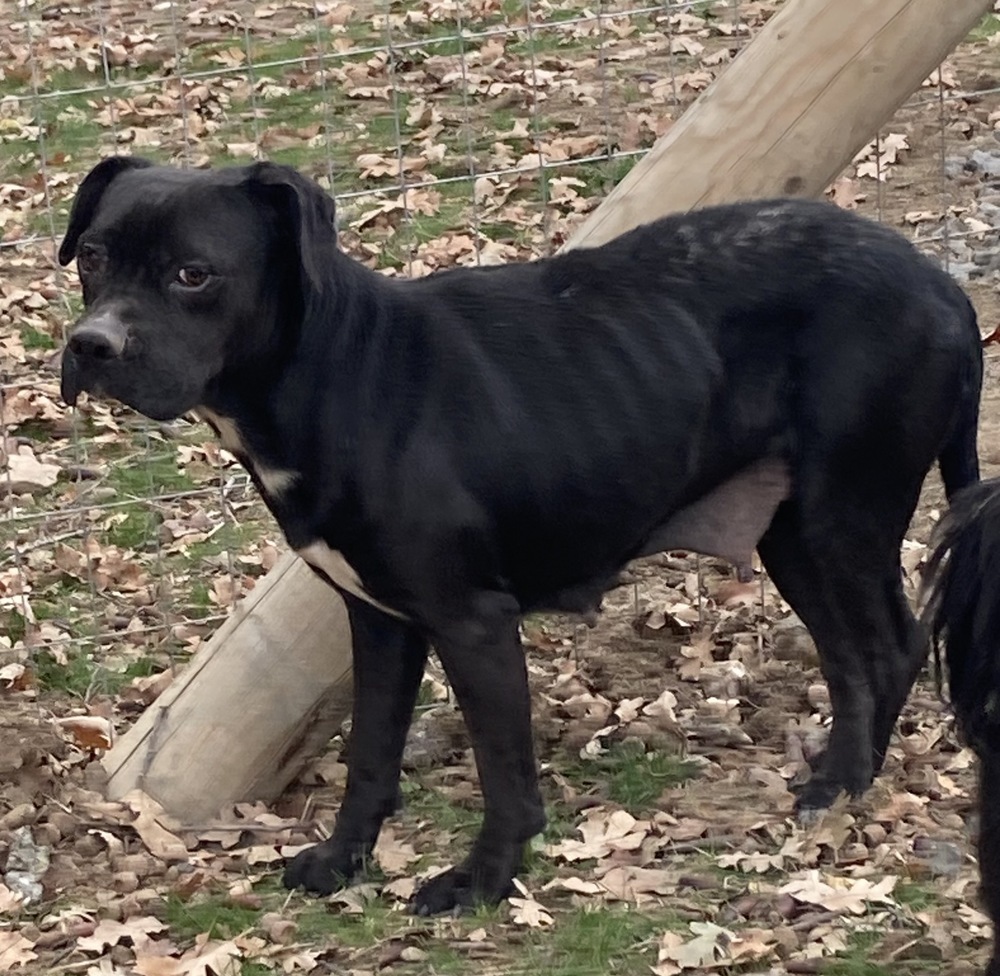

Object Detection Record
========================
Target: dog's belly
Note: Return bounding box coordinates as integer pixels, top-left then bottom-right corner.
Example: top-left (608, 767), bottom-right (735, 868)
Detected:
top-left (632, 457), bottom-right (791, 580)
top-left (516, 459), bottom-right (792, 616)
top-left (297, 540), bottom-right (408, 620)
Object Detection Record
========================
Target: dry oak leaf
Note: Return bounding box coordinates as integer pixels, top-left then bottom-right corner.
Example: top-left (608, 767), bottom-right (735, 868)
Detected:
top-left (123, 670), bottom-right (174, 706)
top-left (541, 876), bottom-right (603, 896)
top-left (779, 871), bottom-right (897, 915)
top-left (653, 922), bottom-right (730, 973)
top-left (373, 826), bottom-right (420, 875)
top-left (123, 790), bottom-right (189, 862)
top-left (854, 133), bottom-right (909, 180)
top-left (4, 446), bottom-right (59, 494)
top-left (0, 931), bottom-right (36, 969)
top-left (508, 879), bottom-right (553, 928)
top-left (0, 882), bottom-right (26, 912)
top-left (382, 876), bottom-right (418, 902)
top-left (545, 808), bottom-right (649, 862)
top-left (133, 933), bottom-right (241, 976)
top-left (270, 947), bottom-right (320, 973)
top-left (0, 662), bottom-right (30, 691)
top-left (77, 916), bottom-right (168, 953)
top-left (259, 913), bottom-right (296, 946)
top-left (826, 176), bottom-right (860, 210)
top-left (597, 865), bottom-right (675, 901)
top-left (54, 715), bottom-right (114, 751)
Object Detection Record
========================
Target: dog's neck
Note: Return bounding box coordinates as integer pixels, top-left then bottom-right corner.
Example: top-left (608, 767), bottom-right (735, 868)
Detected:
top-left (195, 253), bottom-right (400, 534)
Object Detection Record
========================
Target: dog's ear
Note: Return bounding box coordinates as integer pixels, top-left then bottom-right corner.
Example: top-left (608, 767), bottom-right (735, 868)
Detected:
top-left (58, 156), bottom-right (155, 266)
top-left (240, 162), bottom-right (338, 293)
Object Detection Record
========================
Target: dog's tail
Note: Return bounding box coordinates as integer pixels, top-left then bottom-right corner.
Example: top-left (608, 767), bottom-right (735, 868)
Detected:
top-left (923, 480), bottom-right (1000, 976)
top-left (938, 294), bottom-right (982, 499)
top-left (979, 750), bottom-right (1000, 976)
top-left (925, 479), bottom-right (1000, 751)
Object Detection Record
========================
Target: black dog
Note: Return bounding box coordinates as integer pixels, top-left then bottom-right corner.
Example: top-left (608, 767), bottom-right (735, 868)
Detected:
top-left (58, 157), bottom-right (982, 914)
top-left (925, 481), bottom-right (1000, 976)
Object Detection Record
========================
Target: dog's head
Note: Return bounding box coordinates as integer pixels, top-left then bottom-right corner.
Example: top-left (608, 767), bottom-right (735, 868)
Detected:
top-left (58, 157), bottom-right (338, 421)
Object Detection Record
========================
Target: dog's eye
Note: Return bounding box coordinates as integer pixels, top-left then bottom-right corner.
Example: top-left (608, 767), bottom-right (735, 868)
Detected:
top-left (176, 267), bottom-right (210, 289)
top-left (77, 245), bottom-right (103, 277)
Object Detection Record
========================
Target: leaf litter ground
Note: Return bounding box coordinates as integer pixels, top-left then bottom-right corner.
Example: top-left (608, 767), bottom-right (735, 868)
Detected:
top-left (4, 1), bottom-right (1000, 974)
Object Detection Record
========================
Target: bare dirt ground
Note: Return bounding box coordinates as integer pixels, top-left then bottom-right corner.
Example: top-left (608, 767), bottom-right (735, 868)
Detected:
top-left (4, 1), bottom-right (1000, 974)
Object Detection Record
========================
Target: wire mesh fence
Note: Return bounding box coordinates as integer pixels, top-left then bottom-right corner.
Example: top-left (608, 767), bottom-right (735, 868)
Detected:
top-left (1, 0), bottom-right (999, 698)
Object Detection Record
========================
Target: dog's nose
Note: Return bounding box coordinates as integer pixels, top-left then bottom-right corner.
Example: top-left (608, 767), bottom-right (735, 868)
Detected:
top-left (68, 315), bottom-right (127, 361)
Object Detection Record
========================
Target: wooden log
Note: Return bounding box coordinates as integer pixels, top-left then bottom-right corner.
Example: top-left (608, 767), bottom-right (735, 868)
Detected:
top-left (102, 0), bottom-right (994, 823)
top-left (568, 0), bottom-right (994, 250)
top-left (103, 552), bottom-right (353, 820)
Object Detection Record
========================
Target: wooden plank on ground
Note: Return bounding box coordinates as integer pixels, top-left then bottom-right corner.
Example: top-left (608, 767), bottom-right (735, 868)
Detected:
top-left (102, 552), bottom-right (352, 820)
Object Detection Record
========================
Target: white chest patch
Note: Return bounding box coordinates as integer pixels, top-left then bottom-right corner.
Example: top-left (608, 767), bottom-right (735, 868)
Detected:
top-left (256, 466), bottom-right (298, 498)
top-left (195, 409), bottom-right (297, 500)
top-left (196, 408), bottom-right (244, 454)
top-left (297, 540), bottom-right (407, 620)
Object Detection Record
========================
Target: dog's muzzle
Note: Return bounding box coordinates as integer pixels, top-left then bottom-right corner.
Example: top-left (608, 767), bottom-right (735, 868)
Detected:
top-left (61, 311), bottom-right (129, 407)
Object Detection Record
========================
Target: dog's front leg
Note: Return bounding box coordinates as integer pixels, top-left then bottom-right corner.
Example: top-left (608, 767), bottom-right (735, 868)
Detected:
top-left (283, 595), bottom-right (429, 895)
top-left (410, 594), bottom-right (545, 915)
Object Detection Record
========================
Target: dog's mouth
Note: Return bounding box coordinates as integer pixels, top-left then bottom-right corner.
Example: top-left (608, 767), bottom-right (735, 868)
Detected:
top-left (60, 350), bottom-right (90, 408)
top-left (60, 348), bottom-right (199, 423)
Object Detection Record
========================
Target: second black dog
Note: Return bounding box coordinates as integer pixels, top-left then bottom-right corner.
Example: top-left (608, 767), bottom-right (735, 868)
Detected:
top-left (57, 158), bottom-right (982, 914)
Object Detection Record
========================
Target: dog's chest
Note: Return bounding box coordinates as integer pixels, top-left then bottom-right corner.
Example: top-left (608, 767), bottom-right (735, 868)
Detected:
top-left (197, 408), bottom-right (299, 499)
top-left (196, 409), bottom-right (404, 619)
top-left (296, 541), bottom-right (406, 619)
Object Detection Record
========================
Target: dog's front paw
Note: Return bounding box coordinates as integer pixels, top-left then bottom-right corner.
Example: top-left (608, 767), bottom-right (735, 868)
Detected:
top-left (409, 864), bottom-right (516, 916)
top-left (282, 840), bottom-right (364, 896)
top-left (409, 840), bottom-right (523, 916)
top-left (792, 776), bottom-right (857, 820)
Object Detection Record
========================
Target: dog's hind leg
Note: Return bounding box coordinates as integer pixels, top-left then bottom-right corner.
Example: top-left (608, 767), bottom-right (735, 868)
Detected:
top-left (758, 495), bottom-right (924, 813)
top-left (409, 592), bottom-right (546, 915)
top-left (283, 596), bottom-right (429, 895)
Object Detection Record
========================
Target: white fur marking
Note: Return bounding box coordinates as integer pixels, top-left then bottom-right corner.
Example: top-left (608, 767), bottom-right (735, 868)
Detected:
top-left (196, 409), bottom-right (297, 499)
top-left (257, 466), bottom-right (298, 498)
top-left (298, 540), bottom-right (407, 619)
top-left (196, 408), bottom-right (243, 454)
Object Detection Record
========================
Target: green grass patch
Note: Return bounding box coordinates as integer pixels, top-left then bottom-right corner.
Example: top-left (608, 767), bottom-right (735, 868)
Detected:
top-left (971, 13), bottom-right (1000, 41)
top-left (576, 155), bottom-right (641, 199)
top-left (507, 28), bottom-right (591, 59)
top-left (33, 649), bottom-right (102, 697)
top-left (20, 324), bottom-right (57, 351)
top-left (104, 449), bottom-right (196, 499)
top-left (30, 578), bottom-right (105, 646)
top-left (400, 778), bottom-right (482, 835)
top-left (892, 880), bottom-right (939, 913)
top-left (9, 418), bottom-right (57, 444)
top-left (33, 648), bottom-right (161, 697)
top-left (562, 740), bottom-right (698, 815)
top-left (824, 932), bottom-right (892, 976)
top-left (0, 608), bottom-right (28, 646)
top-left (520, 904), bottom-right (669, 976)
top-left (184, 521), bottom-right (258, 563)
top-left (274, 874), bottom-right (674, 975)
top-left (240, 964), bottom-right (273, 976)
top-left (184, 580), bottom-right (215, 619)
top-left (297, 897), bottom-right (399, 946)
top-left (164, 893), bottom-right (261, 942)
top-left (104, 508), bottom-right (161, 551)
top-left (823, 930), bottom-right (944, 976)
top-left (357, 187), bottom-right (473, 270)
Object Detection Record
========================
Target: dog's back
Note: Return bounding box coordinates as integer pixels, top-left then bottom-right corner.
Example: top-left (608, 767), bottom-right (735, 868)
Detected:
top-left (339, 198), bottom-right (980, 611)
